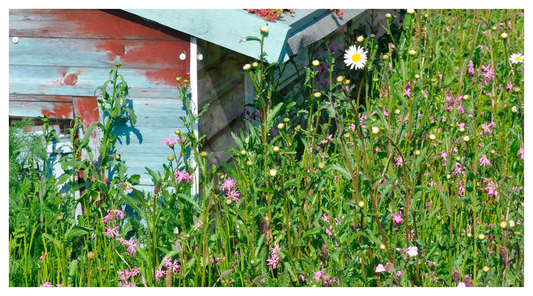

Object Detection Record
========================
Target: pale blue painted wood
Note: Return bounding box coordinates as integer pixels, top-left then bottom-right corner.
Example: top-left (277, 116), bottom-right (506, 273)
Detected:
top-left (9, 65), bottom-right (182, 99)
top-left (124, 9), bottom-right (291, 64)
top-left (277, 9), bottom-right (326, 33)
top-left (109, 97), bottom-right (190, 188)
top-left (9, 37), bottom-right (188, 70)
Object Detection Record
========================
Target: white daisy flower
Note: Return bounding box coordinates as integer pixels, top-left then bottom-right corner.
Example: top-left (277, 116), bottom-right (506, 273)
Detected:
top-left (509, 53), bottom-right (524, 64)
top-left (344, 45), bottom-right (368, 70)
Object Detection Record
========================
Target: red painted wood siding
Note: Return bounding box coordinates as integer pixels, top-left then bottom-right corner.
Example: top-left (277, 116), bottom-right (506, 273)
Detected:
top-left (9, 9), bottom-right (191, 160)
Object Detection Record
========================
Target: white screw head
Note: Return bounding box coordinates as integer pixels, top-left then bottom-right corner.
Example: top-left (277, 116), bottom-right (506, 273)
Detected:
top-left (12, 37), bottom-right (19, 44)
top-left (179, 53), bottom-right (186, 60)
top-left (197, 54), bottom-right (203, 61)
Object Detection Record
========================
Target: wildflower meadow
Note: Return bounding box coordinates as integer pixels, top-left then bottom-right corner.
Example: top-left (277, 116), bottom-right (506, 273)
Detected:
top-left (8, 9), bottom-right (525, 287)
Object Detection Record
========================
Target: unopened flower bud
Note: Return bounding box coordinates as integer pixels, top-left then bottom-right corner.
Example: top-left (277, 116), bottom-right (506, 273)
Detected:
top-left (175, 129), bottom-right (181, 135)
top-left (478, 233), bottom-right (485, 240)
top-left (261, 27), bottom-right (269, 34)
top-left (312, 60), bottom-right (320, 67)
top-left (168, 156), bottom-right (175, 161)
top-left (345, 79), bottom-right (351, 84)
top-left (407, 9), bottom-right (415, 14)
top-left (201, 151), bottom-right (208, 157)
top-left (240, 150), bottom-right (247, 156)
top-left (283, 117), bottom-right (290, 123)
top-left (431, 78), bottom-right (437, 82)
top-left (463, 135), bottom-right (470, 142)
top-left (246, 160), bottom-right (253, 166)
top-left (273, 146), bottom-right (280, 153)
top-left (415, 74), bottom-right (420, 79)
top-left (459, 127), bottom-right (465, 133)
top-left (115, 154), bottom-right (121, 160)
top-left (382, 54), bottom-right (389, 60)
top-left (408, 49), bottom-right (417, 56)
top-left (337, 76), bottom-right (344, 82)
top-left (379, 244), bottom-right (386, 250)
top-left (446, 174), bottom-right (451, 179)
top-left (277, 123), bottom-right (285, 130)
top-left (357, 36), bottom-right (364, 43)
top-left (243, 64), bottom-right (251, 71)
top-left (394, 109), bottom-right (401, 115)
top-left (499, 221), bottom-right (508, 229)
top-left (372, 127), bottom-right (380, 135)
top-left (429, 134), bottom-right (436, 141)
top-left (501, 32), bottom-right (508, 39)
top-left (386, 13), bottom-right (392, 19)
top-left (269, 169), bottom-right (277, 177)
top-left (467, 233), bottom-right (472, 238)
top-left (482, 266), bottom-right (490, 272)
top-left (511, 106), bottom-right (518, 113)
top-left (358, 201), bottom-right (365, 208)
top-left (115, 62), bottom-right (122, 67)
top-left (252, 62), bottom-right (259, 68)
top-left (463, 94), bottom-right (470, 100)
top-left (318, 162), bottom-right (325, 169)
top-left (513, 87), bottom-right (521, 93)
top-left (314, 92), bottom-right (322, 98)
top-left (372, 77), bottom-right (379, 82)
top-left (491, 26), bottom-right (497, 31)
top-left (414, 149), bottom-right (421, 156)
top-left (226, 199), bottom-right (232, 205)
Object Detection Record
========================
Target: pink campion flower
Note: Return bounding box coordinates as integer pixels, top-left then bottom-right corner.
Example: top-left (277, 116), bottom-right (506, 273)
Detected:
top-left (479, 155), bottom-right (491, 167)
top-left (104, 226), bottom-right (119, 238)
top-left (117, 269), bottom-right (131, 281)
top-left (481, 123), bottom-right (493, 134)
top-left (446, 26), bottom-right (450, 32)
top-left (457, 104), bottom-right (465, 114)
top-left (119, 282), bottom-right (137, 287)
top-left (155, 268), bottom-right (165, 282)
top-left (172, 259), bottom-right (181, 273)
top-left (162, 256), bottom-right (174, 270)
top-left (390, 43), bottom-right (396, 50)
top-left (518, 146), bottom-right (524, 160)
top-left (40, 252), bottom-right (47, 263)
top-left (506, 81), bottom-right (513, 91)
top-left (131, 266), bottom-right (140, 277)
top-left (457, 122), bottom-right (465, 129)
top-left (485, 181), bottom-right (498, 198)
top-left (266, 244), bottom-right (282, 270)
top-left (315, 269), bottom-right (325, 282)
top-left (160, 135), bottom-right (180, 147)
top-left (321, 213), bottom-right (330, 223)
top-left (299, 274), bottom-right (305, 282)
top-left (383, 109), bottom-right (389, 117)
top-left (325, 225), bottom-right (333, 236)
top-left (103, 209), bottom-right (125, 224)
top-left (395, 156), bottom-right (403, 167)
top-left (440, 150), bottom-right (447, 162)
top-left (40, 282), bottom-right (54, 287)
top-left (404, 81), bottom-right (412, 98)
top-left (391, 213), bottom-right (403, 224)
top-left (174, 169), bottom-right (193, 184)
top-left (375, 264), bottom-right (386, 273)
top-left (480, 64), bottom-right (495, 85)
top-left (397, 271), bottom-right (402, 278)
top-left (458, 181), bottom-right (465, 196)
top-left (226, 189), bottom-right (240, 202)
top-left (221, 177), bottom-right (236, 192)
top-left (457, 282), bottom-right (466, 287)
top-left (121, 237), bottom-right (138, 256)
top-left (467, 60), bottom-right (475, 76)
top-left (406, 246), bottom-right (418, 257)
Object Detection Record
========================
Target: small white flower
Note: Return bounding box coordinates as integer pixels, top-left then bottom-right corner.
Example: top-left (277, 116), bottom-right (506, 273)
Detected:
top-left (509, 53), bottom-right (524, 64)
top-left (173, 227), bottom-right (179, 234)
top-left (407, 9), bottom-right (415, 14)
top-left (192, 215), bottom-right (203, 231)
top-left (117, 182), bottom-right (133, 194)
top-left (344, 45), bottom-right (368, 70)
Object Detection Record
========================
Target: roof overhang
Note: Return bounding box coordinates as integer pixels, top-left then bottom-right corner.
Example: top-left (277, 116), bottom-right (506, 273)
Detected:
top-left (123, 9), bottom-right (367, 64)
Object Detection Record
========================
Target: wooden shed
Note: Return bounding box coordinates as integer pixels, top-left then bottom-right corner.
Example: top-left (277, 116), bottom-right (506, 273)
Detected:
top-left (9, 9), bottom-right (389, 193)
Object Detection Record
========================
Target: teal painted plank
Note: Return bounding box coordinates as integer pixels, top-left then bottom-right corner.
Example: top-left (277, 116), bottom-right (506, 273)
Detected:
top-left (124, 9), bottom-right (291, 63)
top-left (110, 98), bottom-right (190, 187)
top-left (9, 65), bottom-right (184, 99)
top-left (9, 37), bottom-right (189, 70)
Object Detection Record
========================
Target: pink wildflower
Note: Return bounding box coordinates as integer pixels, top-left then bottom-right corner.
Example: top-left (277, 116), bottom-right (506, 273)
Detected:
top-left (518, 146), bottom-right (524, 160)
top-left (478, 155), bottom-right (491, 167)
top-left (40, 252), bottom-right (47, 263)
top-left (121, 237), bottom-right (138, 257)
top-left (321, 213), bottom-right (330, 223)
top-left (467, 60), bottom-right (475, 76)
top-left (131, 266), bottom-right (140, 277)
top-left (160, 135), bottom-right (180, 147)
top-left (155, 268), bottom-right (165, 282)
top-left (406, 246), bottom-right (418, 257)
top-left (457, 282), bottom-right (466, 287)
top-left (104, 225), bottom-right (119, 238)
top-left (325, 225), bottom-right (333, 236)
top-left (40, 282), bottom-right (54, 287)
top-left (266, 244), bottom-right (282, 270)
top-left (221, 177), bottom-right (236, 192)
top-left (375, 264), bottom-right (386, 273)
top-left (225, 189), bottom-right (240, 202)
top-left (174, 169), bottom-right (193, 184)
top-left (404, 81), bottom-right (412, 98)
top-left (391, 213), bottom-right (403, 224)
top-left (395, 156), bottom-right (403, 167)
top-left (315, 269), bottom-right (325, 282)
top-left (440, 150), bottom-right (447, 162)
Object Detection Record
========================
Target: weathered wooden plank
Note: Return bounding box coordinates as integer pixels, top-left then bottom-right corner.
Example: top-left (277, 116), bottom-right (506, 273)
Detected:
top-left (9, 100), bottom-right (74, 119)
top-left (202, 118), bottom-right (246, 167)
top-left (9, 94), bottom-right (73, 103)
top-left (109, 97), bottom-right (189, 187)
top-left (9, 9), bottom-right (188, 41)
top-left (277, 9), bottom-right (327, 34)
top-left (124, 9), bottom-right (291, 64)
top-left (199, 85), bottom-right (245, 141)
top-left (10, 37), bottom-right (190, 70)
top-left (9, 65), bottom-right (186, 99)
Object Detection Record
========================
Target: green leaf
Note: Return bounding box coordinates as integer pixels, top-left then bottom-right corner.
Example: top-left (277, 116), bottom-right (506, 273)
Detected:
top-left (69, 260), bottom-right (78, 277)
top-left (66, 225), bottom-right (91, 240)
top-left (327, 163), bottom-right (352, 180)
top-left (255, 234), bottom-right (265, 259)
top-left (177, 193), bottom-right (200, 209)
top-left (129, 174), bottom-right (141, 185)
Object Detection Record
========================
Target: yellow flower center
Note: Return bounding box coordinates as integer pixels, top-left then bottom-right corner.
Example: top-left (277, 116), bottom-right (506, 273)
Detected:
top-left (352, 53), bottom-right (361, 63)
top-left (515, 56), bottom-right (522, 61)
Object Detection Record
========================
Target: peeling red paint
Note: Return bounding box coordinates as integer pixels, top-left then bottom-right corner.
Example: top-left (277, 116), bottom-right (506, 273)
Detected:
top-left (41, 102), bottom-right (73, 119)
top-left (10, 9), bottom-right (184, 40)
top-left (53, 69), bottom-right (80, 85)
top-left (145, 69), bottom-right (189, 86)
top-left (95, 40), bottom-right (188, 70)
top-left (73, 97), bottom-right (99, 130)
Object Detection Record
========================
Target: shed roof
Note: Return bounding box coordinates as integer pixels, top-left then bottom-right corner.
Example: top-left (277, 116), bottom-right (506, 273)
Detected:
top-left (123, 9), bottom-right (366, 64)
